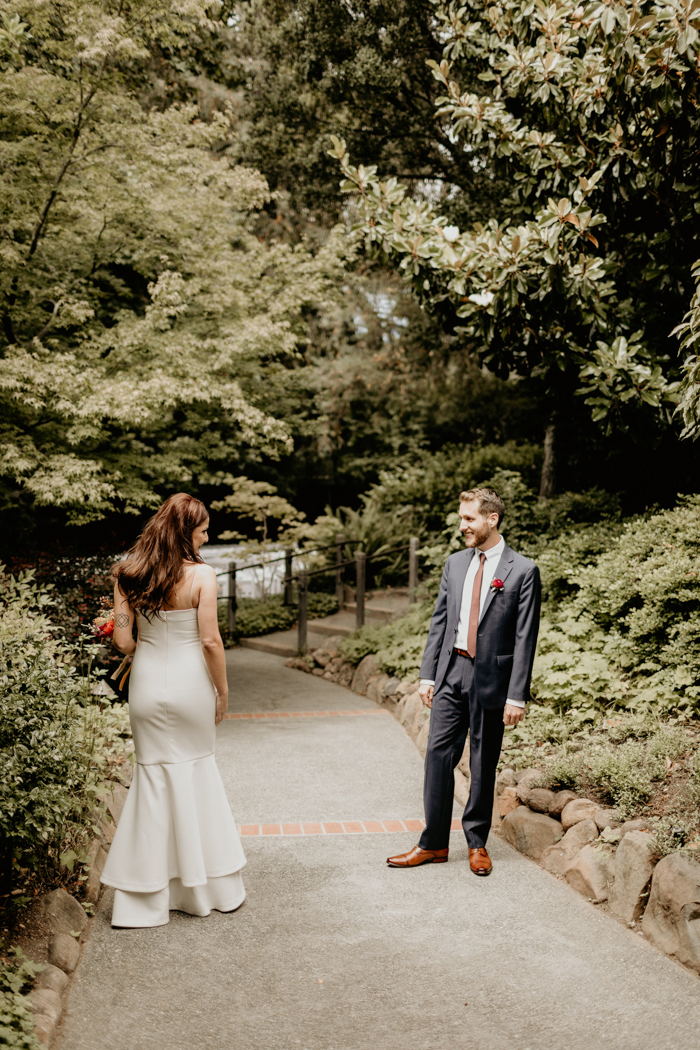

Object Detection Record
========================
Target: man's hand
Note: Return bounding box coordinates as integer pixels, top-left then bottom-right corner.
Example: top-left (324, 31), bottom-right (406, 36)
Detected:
top-left (419, 683), bottom-right (434, 708)
top-left (503, 703), bottom-right (525, 727)
top-left (215, 689), bottom-right (228, 726)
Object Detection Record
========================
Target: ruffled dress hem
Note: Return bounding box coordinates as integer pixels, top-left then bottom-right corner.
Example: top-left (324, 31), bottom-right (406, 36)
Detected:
top-left (111, 873), bottom-right (246, 928)
top-left (101, 860), bottom-right (246, 894)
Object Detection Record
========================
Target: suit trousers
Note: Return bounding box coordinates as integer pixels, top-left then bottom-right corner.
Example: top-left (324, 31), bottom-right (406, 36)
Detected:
top-left (418, 652), bottom-right (505, 851)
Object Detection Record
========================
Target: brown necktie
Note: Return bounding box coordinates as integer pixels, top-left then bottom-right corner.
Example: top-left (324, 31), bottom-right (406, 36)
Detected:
top-left (466, 552), bottom-right (486, 658)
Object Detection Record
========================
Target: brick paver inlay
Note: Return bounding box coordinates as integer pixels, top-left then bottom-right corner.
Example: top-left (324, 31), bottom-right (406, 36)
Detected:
top-left (236, 818), bottom-right (464, 836)
top-left (223, 710), bottom-right (388, 720)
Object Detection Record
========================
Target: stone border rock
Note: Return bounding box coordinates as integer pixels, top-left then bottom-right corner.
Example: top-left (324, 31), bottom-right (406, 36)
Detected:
top-left (493, 773), bottom-right (700, 975)
top-left (284, 638), bottom-right (356, 688)
top-left (29, 775), bottom-right (130, 1046)
top-left (285, 653), bottom-right (700, 979)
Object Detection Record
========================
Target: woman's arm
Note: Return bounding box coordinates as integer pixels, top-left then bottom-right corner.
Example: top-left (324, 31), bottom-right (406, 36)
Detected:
top-left (113, 581), bottom-right (136, 655)
top-left (196, 566), bottom-right (229, 725)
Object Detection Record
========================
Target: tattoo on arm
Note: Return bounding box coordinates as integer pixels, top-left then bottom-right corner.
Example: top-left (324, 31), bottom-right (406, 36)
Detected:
top-left (115, 613), bottom-right (130, 628)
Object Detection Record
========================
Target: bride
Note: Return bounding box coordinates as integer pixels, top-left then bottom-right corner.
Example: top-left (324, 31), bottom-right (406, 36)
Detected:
top-left (100, 493), bottom-right (246, 927)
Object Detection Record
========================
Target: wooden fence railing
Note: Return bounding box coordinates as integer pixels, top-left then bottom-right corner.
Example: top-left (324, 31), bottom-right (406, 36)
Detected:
top-left (217, 535), bottom-right (421, 651)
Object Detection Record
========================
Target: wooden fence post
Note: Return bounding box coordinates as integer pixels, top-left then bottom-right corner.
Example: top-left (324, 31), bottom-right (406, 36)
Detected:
top-left (408, 537), bottom-right (419, 603)
top-left (284, 547), bottom-right (293, 606)
top-left (298, 570), bottom-right (308, 652)
top-left (335, 533), bottom-right (346, 610)
top-left (227, 561), bottom-right (237, 634)
top-left (355, 551), bottom-right (366, 629)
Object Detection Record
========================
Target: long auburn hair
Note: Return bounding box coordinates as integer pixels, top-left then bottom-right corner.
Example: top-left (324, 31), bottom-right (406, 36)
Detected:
top-left (113, 493), bottom-right (208, 618)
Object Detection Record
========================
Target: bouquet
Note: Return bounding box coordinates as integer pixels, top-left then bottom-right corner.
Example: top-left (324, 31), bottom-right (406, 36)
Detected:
top-left (92, 608), bottom-right (115, 641)
top-left (92, 600), bottom-right (131, 699)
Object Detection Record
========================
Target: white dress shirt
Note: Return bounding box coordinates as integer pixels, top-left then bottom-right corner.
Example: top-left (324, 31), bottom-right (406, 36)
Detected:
top-left (420, 536), bottom-right (525, 708)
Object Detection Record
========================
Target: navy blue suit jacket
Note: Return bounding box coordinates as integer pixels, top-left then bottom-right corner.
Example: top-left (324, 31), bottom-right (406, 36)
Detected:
top-left (418, 542), bottom-right (541, 709)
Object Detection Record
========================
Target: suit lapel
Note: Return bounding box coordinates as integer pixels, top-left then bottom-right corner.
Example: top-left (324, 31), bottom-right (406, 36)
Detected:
top-left (453, 548), bottom-right (474, 623)
top-left (479, 543), bottom-right (515, 624)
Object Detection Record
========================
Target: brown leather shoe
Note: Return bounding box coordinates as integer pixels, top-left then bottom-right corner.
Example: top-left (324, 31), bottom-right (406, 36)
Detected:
top-left (469, 847), bottom-right (492, 876)
top-left (387, 845), bottom-right (449, 867)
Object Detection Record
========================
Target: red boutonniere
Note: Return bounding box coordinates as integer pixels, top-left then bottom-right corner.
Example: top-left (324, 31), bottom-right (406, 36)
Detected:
top-left (490, 578), bottom-right (504, 593)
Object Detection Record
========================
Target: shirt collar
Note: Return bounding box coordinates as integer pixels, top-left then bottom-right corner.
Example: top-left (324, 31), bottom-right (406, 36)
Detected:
top-left (477, 536), bottom-right (504, 561)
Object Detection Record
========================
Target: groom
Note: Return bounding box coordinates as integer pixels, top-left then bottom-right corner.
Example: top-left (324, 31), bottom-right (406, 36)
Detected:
top-left (388, 487), bottom-right (541, 876)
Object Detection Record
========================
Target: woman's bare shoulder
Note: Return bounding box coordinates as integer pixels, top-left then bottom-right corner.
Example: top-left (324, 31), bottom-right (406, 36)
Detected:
top-left (192, 562), bottom-right (216, 584)
top-left (183, 560), bottom-right (215, 574)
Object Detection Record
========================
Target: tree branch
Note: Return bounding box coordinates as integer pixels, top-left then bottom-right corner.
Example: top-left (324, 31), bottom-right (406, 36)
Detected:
top-left (27, 55), bottom-right (109, 259)
top-left (29, 300), bottom-right (61, 347)
top-left (2, 310), bottom-right (17, 347)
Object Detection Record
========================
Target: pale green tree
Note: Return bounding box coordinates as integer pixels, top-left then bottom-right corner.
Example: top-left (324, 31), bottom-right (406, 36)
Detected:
top-left (212, 475), bottom-right (307, 541)
top-left (0, 0), bottom-right (347, 522)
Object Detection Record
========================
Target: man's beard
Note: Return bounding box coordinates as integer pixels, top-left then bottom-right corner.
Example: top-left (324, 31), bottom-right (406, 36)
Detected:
top-left (461, 520), bottom-right (491, 548)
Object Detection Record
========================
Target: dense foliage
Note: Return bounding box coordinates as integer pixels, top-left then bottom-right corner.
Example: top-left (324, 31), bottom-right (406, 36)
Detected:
top-left (231, 0), bottom-right (491, 223)
top-left (0, 0), bottom-right (347, 527)
top-left (331, 0), bottom-right (700, 486)
top-left (501, 707), bottom-right (700, 845)
top-left (0, 949), bottom-right (43, 1050)
top-left (0, 567), bottom-right (128, 891)
top-left (218, 591), bottom-right (338, 641)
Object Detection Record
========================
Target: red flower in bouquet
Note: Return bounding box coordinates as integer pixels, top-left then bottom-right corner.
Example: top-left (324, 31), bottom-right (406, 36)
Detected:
top-left (490, 578), bottom-right (504, 593)
top-left (92, 609), bottom-right (115, 640)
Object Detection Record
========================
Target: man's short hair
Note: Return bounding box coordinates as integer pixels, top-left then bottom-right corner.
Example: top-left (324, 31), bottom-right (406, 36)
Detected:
top-left (459, 487), bottom-right (505, 527)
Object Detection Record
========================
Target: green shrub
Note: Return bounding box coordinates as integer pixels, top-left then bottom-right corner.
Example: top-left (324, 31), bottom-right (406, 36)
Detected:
top-left (645, 726), bottom-right (689, 776)
top-left (542, 751), bottom-right (582, 790)
top-left (0, 950), bottom-right (43, 1050)
top-left (231, 596), bottom-right (296, 638)
top-left (223, 592), bottom-right (340, 640)
top-left (0, 568), bottom-right (124, 887)
top-left (7, 551), bottom-right (115, 648)
top-left (341, 443), bottom-right (542, 542)
top-left (567, 496), bottom-right (700, 712)
top-left (586, 741), bottom-right (655, 815)
top-left (0, 991), bottom-right (41, 1050)
top-left (307, 593), bottom-right (339, 619)
top-left (340, 602), bottom-right (434, 679)
top-left (531, 615), bottom-right (629, 713)
top-left (534, 523), bottom-right (612, 603)
top-left (478, 469), bottom-right (620, 558)
top-left (534, 719), bottom-right (699, 819)
top-left (646, 817), bottom-right (693, 862)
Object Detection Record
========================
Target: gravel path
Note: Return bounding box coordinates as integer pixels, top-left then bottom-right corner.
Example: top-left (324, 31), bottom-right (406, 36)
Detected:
top-left (58, 648), bottom-right (700, 1050)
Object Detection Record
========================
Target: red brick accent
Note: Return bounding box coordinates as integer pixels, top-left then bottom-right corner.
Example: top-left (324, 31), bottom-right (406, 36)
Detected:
top-left (236, 818), bottom-right (451, 837)
top-left (223, 709), bottom-right (385, 720)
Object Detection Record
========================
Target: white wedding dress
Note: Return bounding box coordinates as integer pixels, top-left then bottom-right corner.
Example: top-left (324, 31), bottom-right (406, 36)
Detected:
top-left (101, 599), bottom-right (246, 927)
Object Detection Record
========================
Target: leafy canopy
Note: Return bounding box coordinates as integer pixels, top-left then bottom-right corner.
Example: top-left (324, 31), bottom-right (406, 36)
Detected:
top-left (330, 0), bottom-right (700, 431)
top-left (0, 0), bottom-right (347, 522)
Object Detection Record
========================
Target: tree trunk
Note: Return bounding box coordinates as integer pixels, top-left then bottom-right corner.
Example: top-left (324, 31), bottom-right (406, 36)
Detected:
top-left (538, 417), bottom-right (556, 501)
